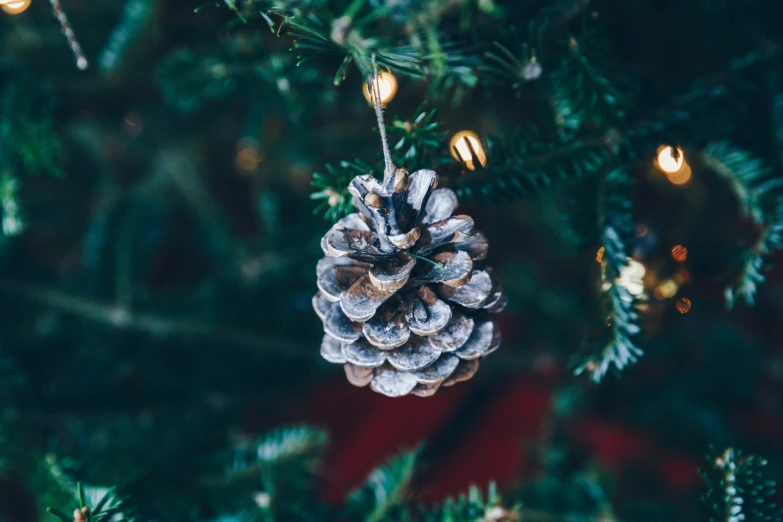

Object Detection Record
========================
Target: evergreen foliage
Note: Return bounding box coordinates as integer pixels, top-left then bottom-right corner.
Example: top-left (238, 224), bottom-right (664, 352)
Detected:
top-left (2, 0), bottom-right (783, 520)
top-left (702, 448), bottom-right (782, 522)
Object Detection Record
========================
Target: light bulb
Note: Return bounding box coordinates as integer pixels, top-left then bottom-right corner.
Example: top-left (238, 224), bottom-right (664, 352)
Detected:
top-left (654, 279), bottom-right (679, 300)
top-left (671, 245), bottom-right (688, 262)
top-left (666, 162), bottom-right (692, 186)
top-left (362, 71), bottom-right (398, 105)
top-left (675, 297), bottom-right (692, 314)
top-left (1, 0), bottom-right (30, 14)
top-left (235, 138), bottom-right (262, 173)
top-left (656, 145), bottom-right (685, 173)
top-left (449, 130), bottom-right (487, 171)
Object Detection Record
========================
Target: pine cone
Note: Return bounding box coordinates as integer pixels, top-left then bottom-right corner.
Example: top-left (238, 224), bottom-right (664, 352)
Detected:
top-left (313, 168), bottom-right (506, 397)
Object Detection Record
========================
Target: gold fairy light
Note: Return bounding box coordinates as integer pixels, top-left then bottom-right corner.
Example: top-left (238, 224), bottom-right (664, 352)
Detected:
top-left (654, 279), bottom-right (679, 300)
top-left (362, 71), bottom-right (398, 105)
top-left (675, 297), bottom-right (692, 314)
top-left (1, 0), bottom-right (31, 14)
top-left (666, 162), bottom-right (692, 186)
top-left (595, 246), bottom-right (605, 263)
top-left (656, 145), bottom-right (692, 186)
top-left (449, 130), bottom-right (487, 171)
top-left (671, 244), bottom-right (688, 262)
top-left (235, 138), bottom-right (262, 173)
top-left (656, 145), bottom-right (684, 173)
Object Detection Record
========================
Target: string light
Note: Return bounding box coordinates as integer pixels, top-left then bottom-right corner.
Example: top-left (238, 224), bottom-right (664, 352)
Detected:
top-left (449, 130), bottom-right (487, 171)
top-left (362, 71), bottom-right (398, 105)
top-left (656, 145), bottom-right (692, 186)
top-left (675, 268), bottom-right (690, 284)
top-left (634, 224), bottom-right (648, 238)
top-left (654, 279), bottom-right (679, 300)
top-left (49, 0), bottom-right (89, 70)
top-left (671, 244), bottom-right (688, 262)
top-left (235, 138), bottom-right (262, 173)
top-left (675, 297), bottom-right (692, 314)
top-left (595, 246), bottom-right (604, 263)
top-left (656, 145), bottom-right (684, 173)
top-left (1, 0), bottom-right (31, 14)
top-left (666, 163), bottom-right (692, 186)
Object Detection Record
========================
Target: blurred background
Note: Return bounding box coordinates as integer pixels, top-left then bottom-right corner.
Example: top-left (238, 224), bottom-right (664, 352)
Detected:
top-left (1, 0), bottom-right (783, 520)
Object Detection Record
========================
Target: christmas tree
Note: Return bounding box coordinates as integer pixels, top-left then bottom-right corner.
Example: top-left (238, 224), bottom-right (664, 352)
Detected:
top-left (2, 0), bottom-right (783, 520)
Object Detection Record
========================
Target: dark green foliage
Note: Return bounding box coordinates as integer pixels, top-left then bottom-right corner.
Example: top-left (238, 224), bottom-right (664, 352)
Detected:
top-left (701, 448), bottom-right (782, 522)
top-left (98, 0), bottom-right (157, 73)
top-left (158, 49), bottom-right (241, 113)
top-left (483, 29), bottom-right (542, 95)
top-left (395, 484), bottom-right (517, 522)
top-left (452, 130), bottom-right (615, 203)
top-left (389, 105), bottom-right (447, 170)
top-left (573, 168), bottom-right (642, 382)
top-left (5, 0), bottom-right (783, 521)
top-left (245, 426), bottom-right (327, 521)
top-left (701, 142), bottom-right (783, 307)
top-left (550, 34), bottom-right (628, 133)
top-left (311, 159), bottom-right (375, 220)
top-left (347, 450), bottom-right (419, 522)
top-left (0, 85), bottom-right (65, 179)
top-left (47, 483), bottom-right (134, 522)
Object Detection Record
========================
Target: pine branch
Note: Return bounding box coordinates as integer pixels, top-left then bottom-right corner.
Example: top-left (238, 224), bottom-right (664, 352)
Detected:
top-left (483, 31), bottom-right (542, 94)
top-left (47, 482), bottom-right (135, 522)
top-left (389, 105), bottom-right (447, 169)
top-left (203, 427), bottom-right (327, 520)
top-left (0, 84), bottom-right (65, 178)
top-left (311, 159), bottom-right (376, 220)
top-left (0, 278), bottom-right (312, 356)
top-left (626, 41), bottom-right (783, 148)
top-left (282, 2), bottom-right (426, 81)
top-left (98, 0), bottom-right (158, 73)
top-left (414, 484), bottom-right (519, 522)
top-left (551, 35), bottom-right (627, 133)
top-left (453, 130), bottom-right (616, 202)
top-left (574, 169), bottom-right (643, 382)
top-left (701, 448), bottom-right (782, 522)
top-left (348, 450), bottom-right (419, 522)
top-left (701, 142), bottom-right (783, 307)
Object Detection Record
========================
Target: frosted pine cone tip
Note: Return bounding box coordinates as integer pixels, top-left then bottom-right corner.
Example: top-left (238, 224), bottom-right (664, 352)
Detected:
top-left (314, 168), bottom-right (506, 397)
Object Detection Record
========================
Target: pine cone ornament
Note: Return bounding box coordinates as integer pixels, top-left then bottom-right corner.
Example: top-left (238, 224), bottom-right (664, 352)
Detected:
top-left (313, 168), bottom-right (506, 397)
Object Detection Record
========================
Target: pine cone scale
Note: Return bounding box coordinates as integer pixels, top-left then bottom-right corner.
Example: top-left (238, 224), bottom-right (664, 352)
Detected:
top-left (323, 304), bottom-right (362, 343)
top-left (342, 339), bottom-right (387, 368)
top-left (411, 353), bottom-right (460, 384)
top-left (315, 169), bottom-right (506, 397)
top-left (362, 304), bottom-right (410, 349)
top-left (428, 311), bottom-right (474, 352)
top-left (339, 273), bottom-right (397, 322)
top-left (387, 338), bottom-right (440, 371)
top-left (368, 255), bottom-right (415, 292)
top-left (413, 216), bottom-right (475, 255)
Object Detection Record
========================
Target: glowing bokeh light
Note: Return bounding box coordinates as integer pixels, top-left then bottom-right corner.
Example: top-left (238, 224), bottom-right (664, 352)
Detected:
top-left (449, 130), bottom-right (487, 171)
top-left (656, 145), bottom-right (685, 173)
top-left (362, 71), bottom-right (398, 105)
top-left (654, 279), bottom-right (679, 300)
top-left (671, 244), bottom-right (688, 262)
top-left (676, 297), bottom-right (692, 314)
top-left (1, 0), bottom-right (31, 14)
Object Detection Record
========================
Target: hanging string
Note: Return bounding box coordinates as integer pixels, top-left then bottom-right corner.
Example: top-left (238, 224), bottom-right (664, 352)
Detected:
top-left (369, 55), bottom-right (394, 183)
top-left (49, 0), bottom-right (89, 70)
